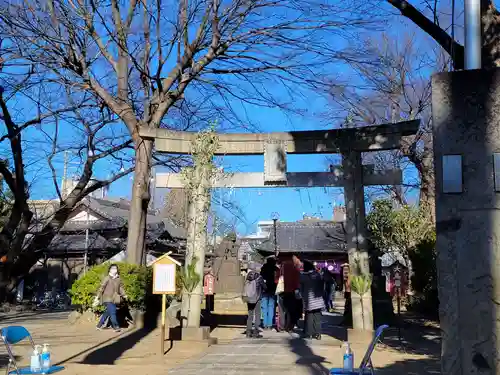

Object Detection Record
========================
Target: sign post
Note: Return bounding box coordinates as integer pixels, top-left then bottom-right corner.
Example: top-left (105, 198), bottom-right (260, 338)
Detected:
top-left (150, 252), bottom-right (181, 355)
top-left (394, 271), bottom-right (402, 343)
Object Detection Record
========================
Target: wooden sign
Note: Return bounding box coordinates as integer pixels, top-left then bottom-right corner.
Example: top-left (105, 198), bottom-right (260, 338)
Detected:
top-left (151, 252), bottom-right (181, 295)
top-left (149, 252), bottom-right (182, 356)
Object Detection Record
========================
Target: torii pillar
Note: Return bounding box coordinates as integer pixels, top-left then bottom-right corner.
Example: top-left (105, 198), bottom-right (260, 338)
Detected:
top-left (343, 150), bottom-right (373, 330)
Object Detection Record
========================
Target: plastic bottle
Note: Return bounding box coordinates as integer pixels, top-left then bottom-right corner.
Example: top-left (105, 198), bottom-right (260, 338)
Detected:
top-left (30, 345), bottom-right (42, 373)
top-left (41, 343), bottom-right (51, 373)
top-left (342, 342), bottom-right (354, 371)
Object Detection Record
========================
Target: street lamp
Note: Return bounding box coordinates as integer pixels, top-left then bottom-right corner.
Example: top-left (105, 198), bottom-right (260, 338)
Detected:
top-left (271, 212), bottom-right (280, 257)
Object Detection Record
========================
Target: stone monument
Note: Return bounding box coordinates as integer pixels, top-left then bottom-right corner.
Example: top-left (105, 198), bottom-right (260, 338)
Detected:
top-left (213, 238), bottom-right (246, 313)
top-left (433, 68), bottom-right (500, 375)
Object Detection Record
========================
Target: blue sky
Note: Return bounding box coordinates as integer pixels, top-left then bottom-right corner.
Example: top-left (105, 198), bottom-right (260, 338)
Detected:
top-left (5, 2), bottom-right (430, 236)
top-left (21, 86), bottom-right (419, 236)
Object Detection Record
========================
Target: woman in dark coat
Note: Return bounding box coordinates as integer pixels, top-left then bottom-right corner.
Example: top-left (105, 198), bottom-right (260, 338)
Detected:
top-left (300, 260), bottom-right (325, 339)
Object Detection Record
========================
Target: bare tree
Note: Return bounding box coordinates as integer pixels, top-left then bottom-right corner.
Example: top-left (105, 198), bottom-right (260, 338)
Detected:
top-left (329, 34), bottom-right (443, 221)
top-left (0, 0), bottom-right (375, 264)
top-left (162, 188), bottom-right (189, 228)
top-left (0, 47), bottom-right (186, 299)
top-left (383, 0), bottom-right (500, 69)
top-left (162, 187), bottom-right (246, 234)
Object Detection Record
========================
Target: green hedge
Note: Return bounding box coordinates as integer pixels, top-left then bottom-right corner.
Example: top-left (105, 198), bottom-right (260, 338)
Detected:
top-left (69, 262), bottom-right (152, 312)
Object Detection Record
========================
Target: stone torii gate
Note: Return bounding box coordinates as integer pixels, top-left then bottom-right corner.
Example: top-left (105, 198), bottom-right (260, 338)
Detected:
top-left (140, 120), bottom-right (419, 331)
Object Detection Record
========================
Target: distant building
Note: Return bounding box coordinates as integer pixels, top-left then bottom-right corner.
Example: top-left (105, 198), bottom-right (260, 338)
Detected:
top-left (237, 220), bottom-right (275, 263)
top-left (61, 175), bottom-right (109, 200)
top-left (27, 196), bottom-right (186, 294)
top-left (255, 218), bottom-right (347, 281)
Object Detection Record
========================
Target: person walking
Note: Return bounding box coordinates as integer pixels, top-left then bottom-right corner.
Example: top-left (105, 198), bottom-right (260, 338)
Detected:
top-left (275, 261), bottom-right (285, 331)
top-left (322, 265), bottom-right (335, 312)
top-left (95, 264), bottom-right (126, 332)
top-left (242, 264), bottom-right (266, 338)
top-left (281, 254), bottom-right (302, 332)
top-left (300, 260), bottom-right (325, 340)
top-left (260, 257), bottom-right (277, 330)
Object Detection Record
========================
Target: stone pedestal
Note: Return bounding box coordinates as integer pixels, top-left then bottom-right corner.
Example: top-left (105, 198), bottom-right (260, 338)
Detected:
top-left (433, 69), bottom-right (500, 375)
top-left (214, 240), bottom-right (244, 295)
top-left (214, 292), bottom-right (248, 314)
top-left (351, 295), bottom-right (373, 332)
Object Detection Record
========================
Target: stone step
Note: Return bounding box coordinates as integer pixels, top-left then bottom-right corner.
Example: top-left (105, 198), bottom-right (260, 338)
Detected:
top-left (230, 336), bottom-right (343, 346)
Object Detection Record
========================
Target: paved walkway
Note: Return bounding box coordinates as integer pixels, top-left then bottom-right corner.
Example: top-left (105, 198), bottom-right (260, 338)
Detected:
top-left (0, 310), bottom-right (440, 375)
top-left (167, 313), bottom-right (441, 375)
top-left (169, 329), bottom-right (345, 375)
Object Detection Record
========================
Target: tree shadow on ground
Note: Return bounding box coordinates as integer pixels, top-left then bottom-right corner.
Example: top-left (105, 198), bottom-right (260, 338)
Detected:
top-left (380, 318), bottom-right (441, 357)
top-left (201, 313), bottom-right (246, 332)
top-left (377, 357), bottom-right (440, 374)
top-left (288, 337), bottom-right (331, 375)
top-left (81, 306), bottom-right (160, 365)
top-left (0, 311), bottom-right (69, 324)
top-left (320, 313), bottom-right (347, 342)
top-left (0, 354), bottom-right (20, 367)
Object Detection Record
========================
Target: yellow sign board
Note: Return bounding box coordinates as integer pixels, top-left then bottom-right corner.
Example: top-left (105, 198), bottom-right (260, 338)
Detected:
top-left (150, 252), bottom-right (182, 356)
top-left (151, 252), bottom-right (181, 295)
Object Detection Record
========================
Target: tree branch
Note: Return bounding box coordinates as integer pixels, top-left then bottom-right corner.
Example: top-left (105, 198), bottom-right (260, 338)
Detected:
top-left (386, 0), bottom-right (464, 69)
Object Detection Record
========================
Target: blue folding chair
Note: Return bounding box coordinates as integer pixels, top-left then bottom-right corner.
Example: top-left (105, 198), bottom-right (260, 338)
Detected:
top-left (0, 326), bottom-right (64, 375)
top-left (330, 324), bottom-right (389, 375)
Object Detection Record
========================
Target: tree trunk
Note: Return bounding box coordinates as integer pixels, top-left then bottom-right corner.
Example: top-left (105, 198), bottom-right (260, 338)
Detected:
top-left (417, 134), bottom-right (435, 224)
top-left (405, 133), bottom-right (435, 224)
top-left (0, 205), bottom-right (74, 301)
top-left (182, 164), bottom-right (211, 328)
top-left (418, 158), bottom-right (435, 223)
top-left (126, 139), bottom-right (153, 264)
top-left (404, 253), bottom-right (413, 295)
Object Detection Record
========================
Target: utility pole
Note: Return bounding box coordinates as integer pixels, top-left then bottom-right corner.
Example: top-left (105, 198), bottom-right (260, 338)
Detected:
top-left (150, 167), bottom-right (155, 210)
top-left (62, 151), bottom-right (69, 199)
top-left (464, 0), bottom-right (482, 69)
top-left (84, 197), bottom-right (89, 275)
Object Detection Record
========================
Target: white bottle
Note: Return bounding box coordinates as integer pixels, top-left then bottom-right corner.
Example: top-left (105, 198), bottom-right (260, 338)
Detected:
top-left (41, 343), bottom-right (51, 373)
top-left (342, 342), bottom-right (354, 370)
top-left (30, 345), bottom-right (42, 373)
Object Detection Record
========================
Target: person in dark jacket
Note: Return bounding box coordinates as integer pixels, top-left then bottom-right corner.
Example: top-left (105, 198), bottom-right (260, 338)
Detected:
top-left (281, 254), bottom-right (302, 331)
top-left (300, 260), bottom-right (325, 340)
top-left (243, 264), bottom-right (266, 338)
top-left (322, 265), bottom-right (336, 312)
top-left (260, 257), bottom-right (277, 330)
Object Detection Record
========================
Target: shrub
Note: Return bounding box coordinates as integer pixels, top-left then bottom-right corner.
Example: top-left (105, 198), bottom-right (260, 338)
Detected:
top-left (407, 235), bottom-right (439, 319)
top-left (69, 262), bottom-right (151, 312)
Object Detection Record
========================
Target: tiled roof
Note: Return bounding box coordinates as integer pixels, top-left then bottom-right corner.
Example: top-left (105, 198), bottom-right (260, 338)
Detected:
top-left (48, 233), bottom-right (120, 252)
top-left (36, 197), bottom-right (187, 239)
top-left (256, 220), bottom-right (347, 253)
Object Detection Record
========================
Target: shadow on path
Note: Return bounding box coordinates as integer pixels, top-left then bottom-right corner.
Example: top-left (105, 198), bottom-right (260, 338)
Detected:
top-left (0, 354), bottom-right (20, 367)
top-left (377, 357), bottom-right (440, 374)
top-left (381, 318), bottom-right (441, 357)
top-left (0, 311), bottom-right (69, 324)
top-left (81, 307), bottom-right (159, 365)
top-left (320, 313), bottom-right (347, 342)
top-left (288, 337), bottom-right (331, 375)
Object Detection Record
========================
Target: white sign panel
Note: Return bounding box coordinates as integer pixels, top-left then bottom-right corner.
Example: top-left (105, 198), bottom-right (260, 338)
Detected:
top-left (264, 141), bottom-right (287, 183)
top-left (154, 264), bottom-right (176, 294)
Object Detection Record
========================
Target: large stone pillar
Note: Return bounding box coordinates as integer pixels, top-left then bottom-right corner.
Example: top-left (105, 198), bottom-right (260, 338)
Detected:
top-left (342, 150), bottom-right (373, 331)
top-left (433, 69), bottom-right (500, 375)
